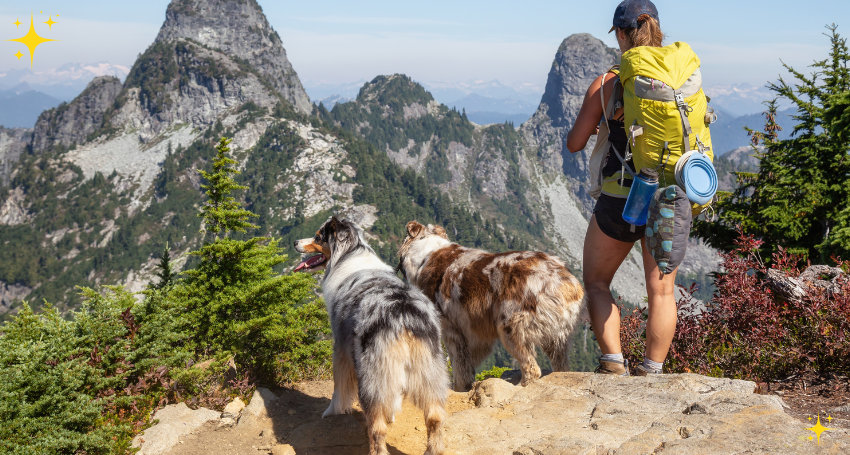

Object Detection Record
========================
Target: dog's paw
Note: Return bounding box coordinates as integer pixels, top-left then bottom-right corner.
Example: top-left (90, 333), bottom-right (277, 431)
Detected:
top-left (387, 414), bottom-right (395, 423)
top-left (321, 404), bottom-right (336, 418)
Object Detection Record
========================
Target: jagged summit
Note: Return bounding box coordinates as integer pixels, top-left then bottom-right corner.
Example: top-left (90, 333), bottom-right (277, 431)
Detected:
top-left (538, 33), bottom-right (619, 130)
top-left (521, 33), bottom-right (619, 211)
top-left (155, 0), bottom-right (311, 113)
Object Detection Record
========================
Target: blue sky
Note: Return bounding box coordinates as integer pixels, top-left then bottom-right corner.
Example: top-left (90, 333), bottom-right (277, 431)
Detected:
top-left (0, 0), bottom-right (847, 88)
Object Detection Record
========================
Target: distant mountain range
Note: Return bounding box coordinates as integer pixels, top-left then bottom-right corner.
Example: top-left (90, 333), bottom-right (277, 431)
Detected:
top-left (704, 83), bottom-right (792, 117)
top-left (0, 62), bottom-right (130, 101)
top-left (0, 84), bottom-right (63, 128)
top-left (711, 107), bottom-right (797, 156)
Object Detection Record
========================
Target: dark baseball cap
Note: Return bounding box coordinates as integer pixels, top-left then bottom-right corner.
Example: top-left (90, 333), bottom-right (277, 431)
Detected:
top-left (609, 0), bottom-right (660, 33)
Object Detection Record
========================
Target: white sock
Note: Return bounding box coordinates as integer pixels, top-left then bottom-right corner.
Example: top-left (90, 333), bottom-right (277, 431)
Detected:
top-left (600, 353), bottom-right (624, 363)
top-left (642, 358), bottom-right (663, 372)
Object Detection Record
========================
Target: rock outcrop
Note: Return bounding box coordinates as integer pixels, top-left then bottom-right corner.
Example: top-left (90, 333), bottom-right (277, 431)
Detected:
top-left (30, 76), bottom-right (123, 153)
top-left (0, 126), bottom-right (31, 184)
top-left (131, 402), bottom-right (220, 455)
top-left (521, 33), bottom-right (621, 216)
top-left (155, 0), bottom-right (311, 114)
top-left (133, 374), bottom-right (849, 455)
top-left (0, 281), bottom-right (32, 315)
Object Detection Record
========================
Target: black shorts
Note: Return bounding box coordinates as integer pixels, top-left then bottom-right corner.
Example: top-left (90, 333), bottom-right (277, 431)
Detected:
top-left (593, 194), bottom-right (646, 243)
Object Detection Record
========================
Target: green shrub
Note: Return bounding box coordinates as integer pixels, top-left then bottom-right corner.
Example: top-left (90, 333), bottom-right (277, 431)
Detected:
top-left (475, 366), bottom-right (510, 382)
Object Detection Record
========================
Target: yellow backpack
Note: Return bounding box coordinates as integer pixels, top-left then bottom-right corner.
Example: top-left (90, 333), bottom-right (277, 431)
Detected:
top-left (602, 42), bottom-right (715, 215)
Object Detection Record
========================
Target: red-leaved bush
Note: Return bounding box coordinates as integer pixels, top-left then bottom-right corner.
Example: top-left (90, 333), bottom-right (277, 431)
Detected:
top-left (620, 231), bottom-right (850, 381)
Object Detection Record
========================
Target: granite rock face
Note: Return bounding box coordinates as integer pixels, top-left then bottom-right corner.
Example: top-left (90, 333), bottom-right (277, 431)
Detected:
top-left (0, 126), bottom-right (31, 184)
top-left (155, 0), bottom-right (311, 114)
top-left (30, 76), bottom-right (123, 153)
top-left (521, 33), bottom-right (620, 216)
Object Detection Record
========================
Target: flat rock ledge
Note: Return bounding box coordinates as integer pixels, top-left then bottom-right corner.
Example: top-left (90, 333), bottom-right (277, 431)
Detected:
top-left (454, 373), bottom-right (849, 454)
top-left (132, 373), bottom-right (849, 455)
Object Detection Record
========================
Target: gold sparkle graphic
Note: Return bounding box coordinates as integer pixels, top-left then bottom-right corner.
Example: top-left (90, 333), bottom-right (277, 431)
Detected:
top-left (14, 50), bottom-right (22, 60)
top-left (13, 18), bottom-right (21, 28)
top-left (44, 16), bottom-right (57, 31)
top-left (805, 415), bottom-right (834, 445)
top-left (6, 12), bottom-right (58, 68)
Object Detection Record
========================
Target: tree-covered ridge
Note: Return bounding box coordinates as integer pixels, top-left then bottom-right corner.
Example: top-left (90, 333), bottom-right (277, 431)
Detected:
top-left (317, 74), bottom-right (552, 252)
top-left (320, 74), bottom-right (475, 154)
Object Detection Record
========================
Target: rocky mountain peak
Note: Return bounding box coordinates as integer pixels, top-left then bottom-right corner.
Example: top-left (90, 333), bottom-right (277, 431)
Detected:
top-left (540, 33), bottom-right (619, 130)
top-left (355, 74), bottom-right (435, 107)
top-left (155, 0), bottom-right (311, 114)
top-left (30, 75), bottom-right (123, 153)
top-left (521, 34), bottom-right (620, 213)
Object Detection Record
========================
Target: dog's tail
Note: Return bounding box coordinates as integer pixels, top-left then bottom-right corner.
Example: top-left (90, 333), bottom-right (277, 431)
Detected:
top-left (359, 325), bottom-right (448, 454)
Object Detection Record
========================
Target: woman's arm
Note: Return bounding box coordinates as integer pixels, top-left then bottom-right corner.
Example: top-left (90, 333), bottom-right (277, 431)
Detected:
top-left (566, 73), bottom-right (616, 153)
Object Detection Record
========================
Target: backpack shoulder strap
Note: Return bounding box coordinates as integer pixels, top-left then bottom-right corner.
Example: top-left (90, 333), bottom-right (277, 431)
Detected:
top-left (600, 67), bottom-right (622, 122)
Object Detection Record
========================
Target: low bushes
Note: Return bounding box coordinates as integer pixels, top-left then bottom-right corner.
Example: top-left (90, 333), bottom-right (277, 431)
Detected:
top-left (621, 231), bottom-right (850, 381)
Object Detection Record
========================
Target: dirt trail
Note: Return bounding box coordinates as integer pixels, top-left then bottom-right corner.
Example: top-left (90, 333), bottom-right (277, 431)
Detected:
top-left (163, 380), bottom-right (473, 455)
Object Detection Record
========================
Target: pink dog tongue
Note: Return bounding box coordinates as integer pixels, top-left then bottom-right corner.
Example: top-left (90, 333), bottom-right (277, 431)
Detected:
top-left (295, 254), bottom-right (326, 271)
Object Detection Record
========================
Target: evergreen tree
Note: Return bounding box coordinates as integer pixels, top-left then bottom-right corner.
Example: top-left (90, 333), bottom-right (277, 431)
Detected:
top-left (178, 136), bottom-right (330, 381)
top-left (695, 25), bottom-right (850, 261)
top-left (198, 137), bottom-right (258, 237)
top-left (150, 242), bottom-right (176, 290)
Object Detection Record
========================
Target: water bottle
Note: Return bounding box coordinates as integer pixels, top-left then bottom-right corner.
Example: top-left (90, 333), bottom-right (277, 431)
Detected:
top-left (622, 168), bottom-right (659, 226)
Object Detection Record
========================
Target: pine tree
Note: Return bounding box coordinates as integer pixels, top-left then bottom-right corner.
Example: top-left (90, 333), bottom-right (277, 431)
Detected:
top-left (177, 136), bottom-right (330, 381)
top-left (198, 137), bottom-right (258, 237)
top-left (695, 25), bottom-right (850, 261)
top-left (151, 242), bottom-right (176, 289)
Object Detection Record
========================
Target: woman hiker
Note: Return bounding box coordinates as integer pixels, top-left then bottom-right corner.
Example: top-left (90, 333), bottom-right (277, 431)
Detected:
top-left (566, 0), bottom-right (714, 376)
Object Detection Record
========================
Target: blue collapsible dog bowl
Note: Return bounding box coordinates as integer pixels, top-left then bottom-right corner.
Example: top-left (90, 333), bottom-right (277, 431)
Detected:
top-left (678, 153), bottom-right (717, 205)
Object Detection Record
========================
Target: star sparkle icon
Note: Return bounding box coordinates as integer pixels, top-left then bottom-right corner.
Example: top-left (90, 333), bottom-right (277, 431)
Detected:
top-left (44, 16), bottom-right (57, 31)
top-left (14, 50), bottom-right (22, 60)
top-left (13, 18), bottom-right (21, 28)
top-left (6, 12), bottom-right (58, 68)
top-left (805, 415), bottom-right (834, 445)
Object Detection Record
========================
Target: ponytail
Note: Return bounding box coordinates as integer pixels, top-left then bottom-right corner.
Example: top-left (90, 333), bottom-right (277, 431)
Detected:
top-left (621, 14), bottom-right (664, 48)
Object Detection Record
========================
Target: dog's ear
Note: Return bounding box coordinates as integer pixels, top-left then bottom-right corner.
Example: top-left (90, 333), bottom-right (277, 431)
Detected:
top-left (406, 221), bottom-right (424, 238)
top-left (330, 217), bottom-right (351, 242)
top-left (431, 224), bottom-right (448, 239)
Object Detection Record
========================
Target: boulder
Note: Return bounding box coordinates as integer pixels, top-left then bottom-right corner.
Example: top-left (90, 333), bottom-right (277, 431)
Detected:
top-left (271, 444), bottom-right (296, 455)
top-left (131, 402), bottom-right (220, 455)
top-left (237, 387), bottom-right (278, 428)
top-left (469, 378), bottom-right (522, 407)
top-left (222, 396), bottom-right (245, 418)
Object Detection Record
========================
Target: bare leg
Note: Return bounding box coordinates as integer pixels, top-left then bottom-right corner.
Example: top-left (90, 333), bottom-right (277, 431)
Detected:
top-left (583, 215), bottom-right (635, 355)
top-left (499, 322), bottom-right (541, 386)
top-left (423, 401), bottom-right (446, 455)
top-left (640, 237), bottom-right (679, 364)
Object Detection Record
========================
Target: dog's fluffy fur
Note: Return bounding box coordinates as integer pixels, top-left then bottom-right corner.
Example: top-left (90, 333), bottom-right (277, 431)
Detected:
top-left (295, 217), bottom-right (448, 455)
top-left (399, 221), bottom-right (585, 391)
